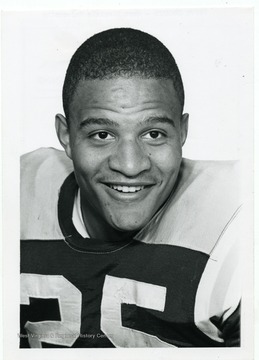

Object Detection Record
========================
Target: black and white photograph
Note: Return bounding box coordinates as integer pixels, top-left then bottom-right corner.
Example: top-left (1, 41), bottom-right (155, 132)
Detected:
top-left (1, 1), bottom-right (255, 359)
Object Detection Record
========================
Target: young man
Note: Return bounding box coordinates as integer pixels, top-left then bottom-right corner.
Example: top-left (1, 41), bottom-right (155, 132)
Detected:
top-left (20, 28), bottom-right (241, 348)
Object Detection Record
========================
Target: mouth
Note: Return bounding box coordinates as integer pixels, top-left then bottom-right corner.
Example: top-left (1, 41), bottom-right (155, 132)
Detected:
top-left (101, 182), bottom-right (156, 203)
top-left (108, 184), bottom-right (145, 193)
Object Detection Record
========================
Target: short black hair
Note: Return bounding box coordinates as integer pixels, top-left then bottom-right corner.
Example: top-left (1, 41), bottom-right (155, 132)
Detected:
top-left (63, 28), bottom-right (185, 119)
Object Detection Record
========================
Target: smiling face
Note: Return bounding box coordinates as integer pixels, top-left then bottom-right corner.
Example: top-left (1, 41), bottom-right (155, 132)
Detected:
top-left (56, 77), bottom-right (188, 240)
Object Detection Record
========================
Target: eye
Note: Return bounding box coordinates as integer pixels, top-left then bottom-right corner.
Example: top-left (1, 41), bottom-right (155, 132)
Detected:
top-left (90, 131), bottom-right (114, 140)
top-left (142, 130), bottom-right (164, 140)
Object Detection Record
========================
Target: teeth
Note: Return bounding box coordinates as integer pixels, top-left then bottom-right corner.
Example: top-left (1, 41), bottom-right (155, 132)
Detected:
top-left (109, 185), bottom-right (145, 193)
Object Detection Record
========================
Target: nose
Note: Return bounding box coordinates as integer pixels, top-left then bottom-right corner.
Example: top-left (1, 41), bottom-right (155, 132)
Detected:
top-left (108, 139), bottom-right (151, 177)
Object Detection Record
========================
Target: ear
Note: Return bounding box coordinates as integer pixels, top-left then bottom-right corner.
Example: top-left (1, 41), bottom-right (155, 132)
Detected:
top-left (180, 113), bottom-right (189, 146)
top-left (55, 114), bottom-right (72, 159)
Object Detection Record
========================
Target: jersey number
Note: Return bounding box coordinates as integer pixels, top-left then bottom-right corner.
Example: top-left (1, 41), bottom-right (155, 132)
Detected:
top-left (21, 274), bottom-right (173, 348)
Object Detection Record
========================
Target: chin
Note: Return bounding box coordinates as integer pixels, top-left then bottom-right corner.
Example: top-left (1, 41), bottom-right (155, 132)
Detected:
top-left (114, 223), bottom-right (143, 233)
top-left (110, 216), bottom-right (146, 233)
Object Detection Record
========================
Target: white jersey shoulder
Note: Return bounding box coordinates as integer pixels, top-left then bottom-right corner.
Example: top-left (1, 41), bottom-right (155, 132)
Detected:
top-left (21, 148), bottom-right (73, 240)
top-left (135, 158), bottom-right (241, 254)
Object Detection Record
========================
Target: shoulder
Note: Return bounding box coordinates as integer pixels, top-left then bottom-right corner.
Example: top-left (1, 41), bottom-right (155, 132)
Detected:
top-left (180, 158), bottom-right (239, 191)
top-left (21, 147), bottom-right (74, 197)
top-left (178, 158), bottom-right (240, 213)
top-left (21, 148), bottom-right (74, 240)
top-left (136, 158), bottom-right (241, 254)
top-left (21, 147), bottom-right (73, 178)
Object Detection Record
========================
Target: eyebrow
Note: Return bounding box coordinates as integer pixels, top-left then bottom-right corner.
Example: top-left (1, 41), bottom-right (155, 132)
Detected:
top-left (144, 116), bottom-right (176, 128)
top-left (79, 116), bottom-right (175, 129)
top-left (79, 118), bottom-right (119, 128)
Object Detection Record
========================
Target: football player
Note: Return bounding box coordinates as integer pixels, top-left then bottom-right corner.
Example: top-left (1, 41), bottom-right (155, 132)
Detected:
top-left (20, 28), bottom-right (241, 348)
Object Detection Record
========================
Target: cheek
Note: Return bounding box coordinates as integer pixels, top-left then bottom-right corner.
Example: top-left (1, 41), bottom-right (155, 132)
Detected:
top-left (150, 144), bottom-right (182, 176)
top-left (71, 153), bottom-right (96, 187)
top-left (71, 145), bottom-right (106, 177)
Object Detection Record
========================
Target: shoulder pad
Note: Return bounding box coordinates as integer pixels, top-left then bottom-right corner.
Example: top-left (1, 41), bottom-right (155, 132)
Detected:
top-left (21, 148), bottom-right (73, 240)
top-left (135, 159), bottom-right (242, 254)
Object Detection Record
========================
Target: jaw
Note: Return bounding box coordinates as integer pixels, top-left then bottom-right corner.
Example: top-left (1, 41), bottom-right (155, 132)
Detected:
top-left (78, 171), bottom-right (179, 239)
top-left (93, 183), bottom-right (166, 232)
top-left (79, 182), bottom-right (161, 237)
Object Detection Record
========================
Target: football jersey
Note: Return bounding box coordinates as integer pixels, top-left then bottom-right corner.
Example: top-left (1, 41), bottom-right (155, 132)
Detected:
top-left (20, 148), bottom-right (242, 348)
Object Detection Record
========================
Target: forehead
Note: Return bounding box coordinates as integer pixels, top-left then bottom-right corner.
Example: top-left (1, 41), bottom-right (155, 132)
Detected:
top-left (70, 77), bottom-right (181, 117)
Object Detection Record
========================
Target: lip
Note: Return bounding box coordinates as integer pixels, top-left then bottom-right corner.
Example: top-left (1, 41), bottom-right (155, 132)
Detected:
top-left (103, 181), bottom-right (155, 187)
top-left (101, 182), bottom-right (155, 202)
